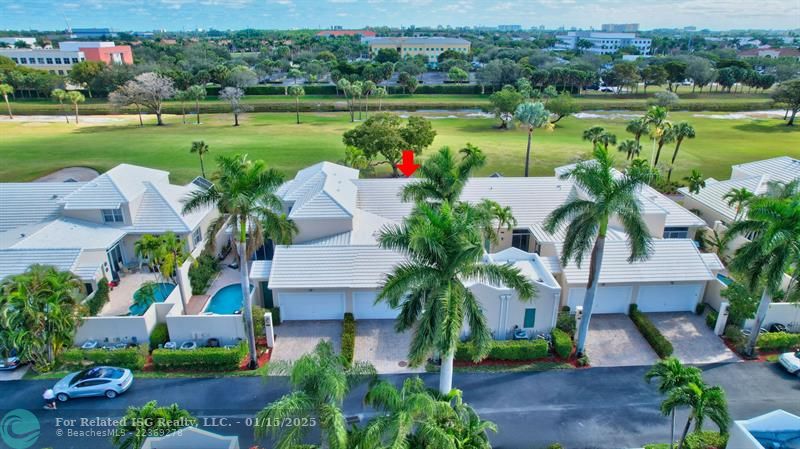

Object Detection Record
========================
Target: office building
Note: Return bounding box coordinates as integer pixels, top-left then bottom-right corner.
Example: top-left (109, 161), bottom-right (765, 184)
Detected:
top-left (368, 36), bottom-right (470, 64)
top-left (0, 41), bottom-right (133, 75)
top-left (601, 23), bottom-right (639, 32)
top-left (554, 31), bottom-right (651, 55)
top-left (70, 28), bottom-right (117, 39)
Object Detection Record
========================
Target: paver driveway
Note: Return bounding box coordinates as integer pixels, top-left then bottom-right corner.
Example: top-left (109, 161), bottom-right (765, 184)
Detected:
top-left (270, 321), bottom-right (342, 363)
top-left (586, 314), bottom-right (659, 367)
top-left (647, 312), bottom-right (739, 364)
top-left (354, 320), bottom-right (424, 374)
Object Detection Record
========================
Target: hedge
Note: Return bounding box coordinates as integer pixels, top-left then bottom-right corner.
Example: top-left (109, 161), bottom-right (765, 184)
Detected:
top-left (556, 309), bottom-right (576, 337)
top-left (151, 342), bottom-right (247, 371)
top-left (84, 278), bottom-right (110, 316)
top-left (757, 332), bottom-right (800, 351)
top-left (341, 313), bottom-right (356, 367)
top-left (269, 307), bottom-right (281, 325)
top-left (552, 328), bottom-right (573, 359)
top-left (629, 305), bottom-right (674, 358)
top-left (189, 253), bottom-right (220, 295)
top-left (684, 431), bottom-right (728, 449)
top-left (455, 339), bottom-right (549, 361)
top-left (149, 323), bottom-right (169, 351)
top-left (706, 310), bottom-right (718, 330)
top-left (60, 345), bottom-right (147, 370)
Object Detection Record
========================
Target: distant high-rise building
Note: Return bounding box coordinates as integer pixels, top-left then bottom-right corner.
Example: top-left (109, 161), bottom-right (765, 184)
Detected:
top-left (601, 23), bottom-right (639, 33)
top-left (497, 25), bottom-right (522, 32)
top-left (70, 28), bottom-right (117, 39)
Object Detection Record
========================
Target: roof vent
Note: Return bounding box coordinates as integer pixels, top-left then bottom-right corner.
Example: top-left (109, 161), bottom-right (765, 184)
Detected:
top-left (50, 194), bottom-right (59, 199)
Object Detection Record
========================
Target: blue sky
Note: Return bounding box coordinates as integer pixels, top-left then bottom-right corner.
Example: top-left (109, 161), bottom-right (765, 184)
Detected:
top-left (1, 0), bottom-right (798, 31)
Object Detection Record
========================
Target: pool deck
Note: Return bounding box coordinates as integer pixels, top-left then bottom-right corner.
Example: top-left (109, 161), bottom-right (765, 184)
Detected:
top-left (100, 272), bottom-right (162, 317)
top-left (192, 264), bottom-right (241, 315)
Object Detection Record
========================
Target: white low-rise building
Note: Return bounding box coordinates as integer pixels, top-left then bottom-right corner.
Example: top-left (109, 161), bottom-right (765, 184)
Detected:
top-left (555, 31), bottom-right (652, 55)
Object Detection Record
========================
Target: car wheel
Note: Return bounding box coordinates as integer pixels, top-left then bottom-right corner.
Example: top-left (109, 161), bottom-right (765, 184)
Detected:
top-left (105, 390), bottom-right (118, 399)
top-left (57, 393), bottom-right (69, 402)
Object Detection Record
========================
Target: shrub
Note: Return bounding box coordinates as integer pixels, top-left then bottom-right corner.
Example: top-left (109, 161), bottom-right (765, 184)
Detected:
top-left (455, 339), bottom-right (549, 361)
top-left (189, 252), bottom-right (220, 295)
top-left (629, 304), bottom-right (674, 358)
top-left (577, 354), bottom-right (590, 367)
top-left (684, 431), bottom-right (728, 449)
top-left (552, 328), bottom-right (573, 359)
top-left (84, 278), bottom-right (110, 316)
top-left (695, 303), bottom-right (706, 315)
top-left (149, 323), bottom-right (169, 351)
top-left (643, 445), bottom-right (671, 449)
top-left (151, 342), bottom-right (247, 371)
top-left (556, 310), bottom-right (577, 337)
top-left (757, 332), bottom-right (800, 351)
top-left (269, 307), bottom-right (281, 325)
top-left (724, 325), bottom-right (746, 352)
top-left (253, 305), bottom-right (266, 338)
top-left (706, 309), bottom-right (718, 330)
top-left (341, 313), bottom-right (356, 367)
top-left (60, 345), bottom-right (147, 370)
top-left (546, 444), bottom-right (565, 449)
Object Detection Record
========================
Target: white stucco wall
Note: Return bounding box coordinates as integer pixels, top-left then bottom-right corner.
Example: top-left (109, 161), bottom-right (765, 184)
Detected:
top-left (75, 300), bottom-right (158, 345)
top-left (165, 314), bottom-right (246, 345)
top-left (469, 282), bottom-right (560, 339)
top-left (744, 302), bottom-right (800, 330)
top-left (292, 216), bottom-right (353, 243)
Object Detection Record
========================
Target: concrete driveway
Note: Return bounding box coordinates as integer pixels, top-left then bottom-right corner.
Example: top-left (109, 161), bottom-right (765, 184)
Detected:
top-left (647, 312), bottom-right (739, 364)
top-left (270, 321), bottom-right (342, 363)
top-left (354, 320), bottom-right (424, 374)
top-left (586, 314), bottom-right (659, 367)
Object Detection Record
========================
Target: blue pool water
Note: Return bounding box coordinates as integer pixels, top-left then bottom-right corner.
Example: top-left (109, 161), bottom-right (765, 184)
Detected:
top-left (129, 283), bottom-right (175, 316)
top-left (750, 430), bottom-right (800, 449)
top-left (205, 283), bottom-right (253, 314)
top-left (717, 273), bottom-right (734, 286)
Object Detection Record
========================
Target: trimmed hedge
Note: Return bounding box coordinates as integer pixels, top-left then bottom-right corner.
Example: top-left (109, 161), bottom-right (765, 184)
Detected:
top-left (84, 278), bottom-right (110, 316)
top-left (151, 342), bottom-right (247, 371)
top-left (629, 305), bottom-right (674, 358)
top-left (455, 339), bottom-right (549, 361)
top-left (341, 313), bottom-right (356, 367)
top-left (556, 309), bottom-right (577, 337)
top-left (60, 345), bottom-right (147, 370)
top-left (757, 332), bottom-right (800, 351)
top-left (149, 323), bottom-right (169, 351)
top-left (552, 328), bottom-right (573, 359)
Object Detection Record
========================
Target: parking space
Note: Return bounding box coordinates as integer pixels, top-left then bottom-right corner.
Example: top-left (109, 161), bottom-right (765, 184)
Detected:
top-left (354, 320), bottom-right (424, 374)
top-left (586, 314), bottom-right (659, 367)
top-left (0, 365), bottom-right (28, 381)
top-left (647, 312), bottom-right (739, 365)
top-left (270, 321), bottom-right (342, 363)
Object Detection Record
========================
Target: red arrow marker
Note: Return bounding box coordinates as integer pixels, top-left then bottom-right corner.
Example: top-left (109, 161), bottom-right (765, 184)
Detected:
top-left (397, 150), bottom-right (420, 177)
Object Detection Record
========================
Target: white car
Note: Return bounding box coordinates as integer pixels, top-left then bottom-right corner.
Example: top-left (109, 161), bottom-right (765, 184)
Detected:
top-left (778, 351), bottom-right (800, 376)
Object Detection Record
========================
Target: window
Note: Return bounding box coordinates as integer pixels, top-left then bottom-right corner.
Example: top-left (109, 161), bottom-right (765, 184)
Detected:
top-left (37, 58), bottom-right (45, 64)
top-left (71, 58), bottom-right (79, 63)
top-left (102, 208), bottom-right (124, 223)
top-left (191, 227), bottom-right (202, 246)
top-left (55, 57), bottom-right (62, 64)
top-left (11, 57), bottom-right (18, 63)
top-left (46, 58), bottom-right (53, 64)
top-left (523, 308), bottom-right (536, 328)
top-left (662, 226), bottom-right (689, 239)
top-left (19, 57), bottom-right (27, 63)
top-left (511, 229), bottom-right (531, 251)
top-left (58, 70), bottom-right (64, 75)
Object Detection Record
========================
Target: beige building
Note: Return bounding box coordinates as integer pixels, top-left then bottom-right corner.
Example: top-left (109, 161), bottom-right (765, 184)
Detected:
top-left (367, 36), bottom-right (470, 64)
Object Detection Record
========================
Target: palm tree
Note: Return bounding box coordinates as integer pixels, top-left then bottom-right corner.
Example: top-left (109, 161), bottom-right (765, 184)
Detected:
top-left (723, 187), bottom-right (755, 221)
top-left (133, 234), bottom-right (163, 272)
top-left (666, 122), bottom-right (696, 182)
top-left (445, 389), bottom-right (497, 449)
top-left (702, 229), bottom-right (729, 264)
top-left (67, 91), bottom-right (85, 124)
top-left (255, 340), bottom-right (375, 449)
top-left (618, 139), bottom-right (641, 160)
top-left (174, 89), bottom-right (188, 124)
top-left (401, 144), bottom-right (486, 205)
top-left (113, 400), bottom-right (196, 449)
top-left (514, 101), bottom-right (551, 177)
top-left (288, 85), bottom-right (305, 124)
top-left (626, 117), bottom-right (650, 147)
top-left (51, 88), bottom-right (70, 123)
top-left (189, 141), bottom-right (210, 178)
top-left (597, 131), bottom-right (617, 151)
top-left (378, 202), bottom-right (536, 394)
top-left (374, 86), bottom-right (387, 111)
top-left (582, 126), bottom-right (606, 150)
top-left (158, 232), bottom-right (193, 316)
top-left (765, 179), bottom-right (800, 199)
top-left (644, 106), bottom-right (671, 168)
top-left (653, 124), bottom-right (675, 167)
top-left (185, 84), bottom-right (207, 125)
top-left (726, 194), bottom-right (800, 356)
top-left (683, 169), bottom-right (706, 194)
top-left (645, 357), bottom-right (703, 449)
top-left (544, 146), bottom-right (653, 355)
top-left (0, 83), bottom-right (13, 119)
top-left (183, 154), bottom-right (297, 369)
top-left (661, 382), bottom-right (730, 449)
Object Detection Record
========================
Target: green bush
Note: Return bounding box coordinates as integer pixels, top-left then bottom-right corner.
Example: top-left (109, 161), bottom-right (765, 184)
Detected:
top-left (724, 325), bottom-right (747, 351)
top-left (149, 323), bottom-right (169, 351)
top-left (269, 307), bottom-right (281, 325)
top-left (629, 305), bottom-right (674, 358)
top-left (556, 310), bottom-right (577, 337)
top-left (757, 332), bottom-right (800, 351)
top-left (455, 339), bottom-right (549, 361)
top-left (695, 303), bottom-right (706, 315)
top-left (60, 345), bottom-right (147, 370)
top-left (252, 305), bottom-right (266, 338)
top-left (341, 313), bottom-right (356, 367)
top-left (151, 342), bottom-right (246, 371)
top-left (189, 253), bottom-right (220, 295)
top-left (643, 444), bottom-right (672, 449)
top-left (552, 328), bottom-right (573, 359)
top-left (84, 278), bottom-right (110, 316)
top-left (684, 431), bottom-right (728, 449)
top-left (577, 354), bottom-right (590, 367)
top-left (706, 309), bottom-right (718, 330)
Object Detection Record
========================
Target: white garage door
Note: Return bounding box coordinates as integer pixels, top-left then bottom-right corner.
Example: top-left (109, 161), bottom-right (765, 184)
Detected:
top-left (279, 292), bottom-right (345, 321)
top-left (353, 291), bottom-right (399, 320)
top-left (567, 286), bottom-right (633, 314)
top-left (636, 284), bottom-right (703, 313)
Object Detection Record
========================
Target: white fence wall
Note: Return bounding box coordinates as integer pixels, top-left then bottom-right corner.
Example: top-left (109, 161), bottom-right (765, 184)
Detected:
top-left (745, 302), bottom-right (800, 330)
top-left (165, 314), bottom-right (246, 346)
top-left (75, 300), bottom-right (158, 345)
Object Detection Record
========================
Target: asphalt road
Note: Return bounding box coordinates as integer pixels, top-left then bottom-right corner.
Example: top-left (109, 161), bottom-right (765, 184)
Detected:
top-left (1, 362), bottom-right (798, 449)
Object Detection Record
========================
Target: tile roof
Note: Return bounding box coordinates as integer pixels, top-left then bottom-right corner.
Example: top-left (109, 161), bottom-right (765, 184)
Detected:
top-left (0, 182), bottom-right (83, 232)
top-left (0, 248), bottom-right (81, 280)
top-left (61, 164), bottom-right (169, 210)
top-left (678, 176), bottom-right (766, 222)
top-left (369, 37), bottom-right (470, 45)
top-left (280, 162), bottom-right (359, 220)
top-left (249, 260), bottom-right (272, 280)
top-left (732, 157), bottom-right (800, 184)
top-left (1, 218), bottom-right (125, 250)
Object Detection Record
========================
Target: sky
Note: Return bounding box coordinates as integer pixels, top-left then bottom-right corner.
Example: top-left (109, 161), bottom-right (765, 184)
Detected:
top-left (0, 0), bottom-right (798, 31)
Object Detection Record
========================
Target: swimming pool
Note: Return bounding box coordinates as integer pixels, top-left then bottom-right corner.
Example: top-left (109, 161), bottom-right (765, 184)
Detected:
top-left (717, 273), bottom-right (734, 286)
top-left (204, 283), bottom-right (253, 315)
top-left (129, 283), bottom-right (175, 316)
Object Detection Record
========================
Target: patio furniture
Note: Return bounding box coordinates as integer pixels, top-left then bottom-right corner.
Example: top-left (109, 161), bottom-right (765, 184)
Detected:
top-left (163, 341), bottom-right (178, 350)
top-left (81, 340), bottom-right (98, 350)
top-left (179, 341), bottom-right (197, 351)
top-left (207, 338), bottom-right (220, 348)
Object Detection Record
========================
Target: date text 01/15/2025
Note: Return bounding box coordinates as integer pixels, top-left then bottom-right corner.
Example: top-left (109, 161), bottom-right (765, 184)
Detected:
top-left (202, 417), bottom-right (318, 428)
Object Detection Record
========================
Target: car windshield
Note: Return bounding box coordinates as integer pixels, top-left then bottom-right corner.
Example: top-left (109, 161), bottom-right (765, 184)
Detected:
top-left (69, 367), bottom-right (124, 385)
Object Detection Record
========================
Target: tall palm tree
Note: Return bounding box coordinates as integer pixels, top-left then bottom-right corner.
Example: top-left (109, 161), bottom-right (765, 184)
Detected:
top-left (618, 139), bottom-right (641, 160)
top-left (133, 234), bottom-right (163, 272)
top-left (666, 122), bottom-right (696, 182)
top-left (544, 146), bottom-right (653, 355)
top-left (643, 106), bottom-right (670, 168)
top-left (113, 400), bottom-right (196, 449)
top-left (67, 91), bottom-right (85, 124)
top-left (582, 126), bottom-right (606, 150)
top-left (626, 117), bottom-right (650, 147)
top-left (653, 124), bottom-right (674, 167)
top-left (185, 84), bottom-right (207, 125)
top-left (255, 340), bottom-right (375, 449)
top-left (726, 194), bottom-right (800, 356)
top-left (683, 169), bottom-right (706, 194)
top-left (378, 202), bottom-right (536, 394)
top-left (645, 357), bottom-right (703, 449)
top-left (514, 101), bottom-right (551, 177)
top-left (158, 232), bottom-right (193, 316)
top-left (51, 88), bottom-right (70, 123)
top-left (445, 389), bottom-right (497, 449)
top-left (597, 131), bottom-right (617, 151)
top-left (288, 85), bottom-right (305, 124)
top-left (661, 382), bottom-right (730, 449)
top-left (189, 140), bottom-right (210, 178)
top-left (183, 154), bottom-right (298, 369)
top-left (0, 83), bottom-right (13, 119)
top-left (401, 145), bottom-right (486, 205)
top-left (723, 187), bottom-right (755, 221)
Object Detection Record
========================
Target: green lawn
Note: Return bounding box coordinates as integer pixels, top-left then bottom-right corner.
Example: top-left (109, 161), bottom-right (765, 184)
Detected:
top-left (0, 111), bottom-right (797, 183)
